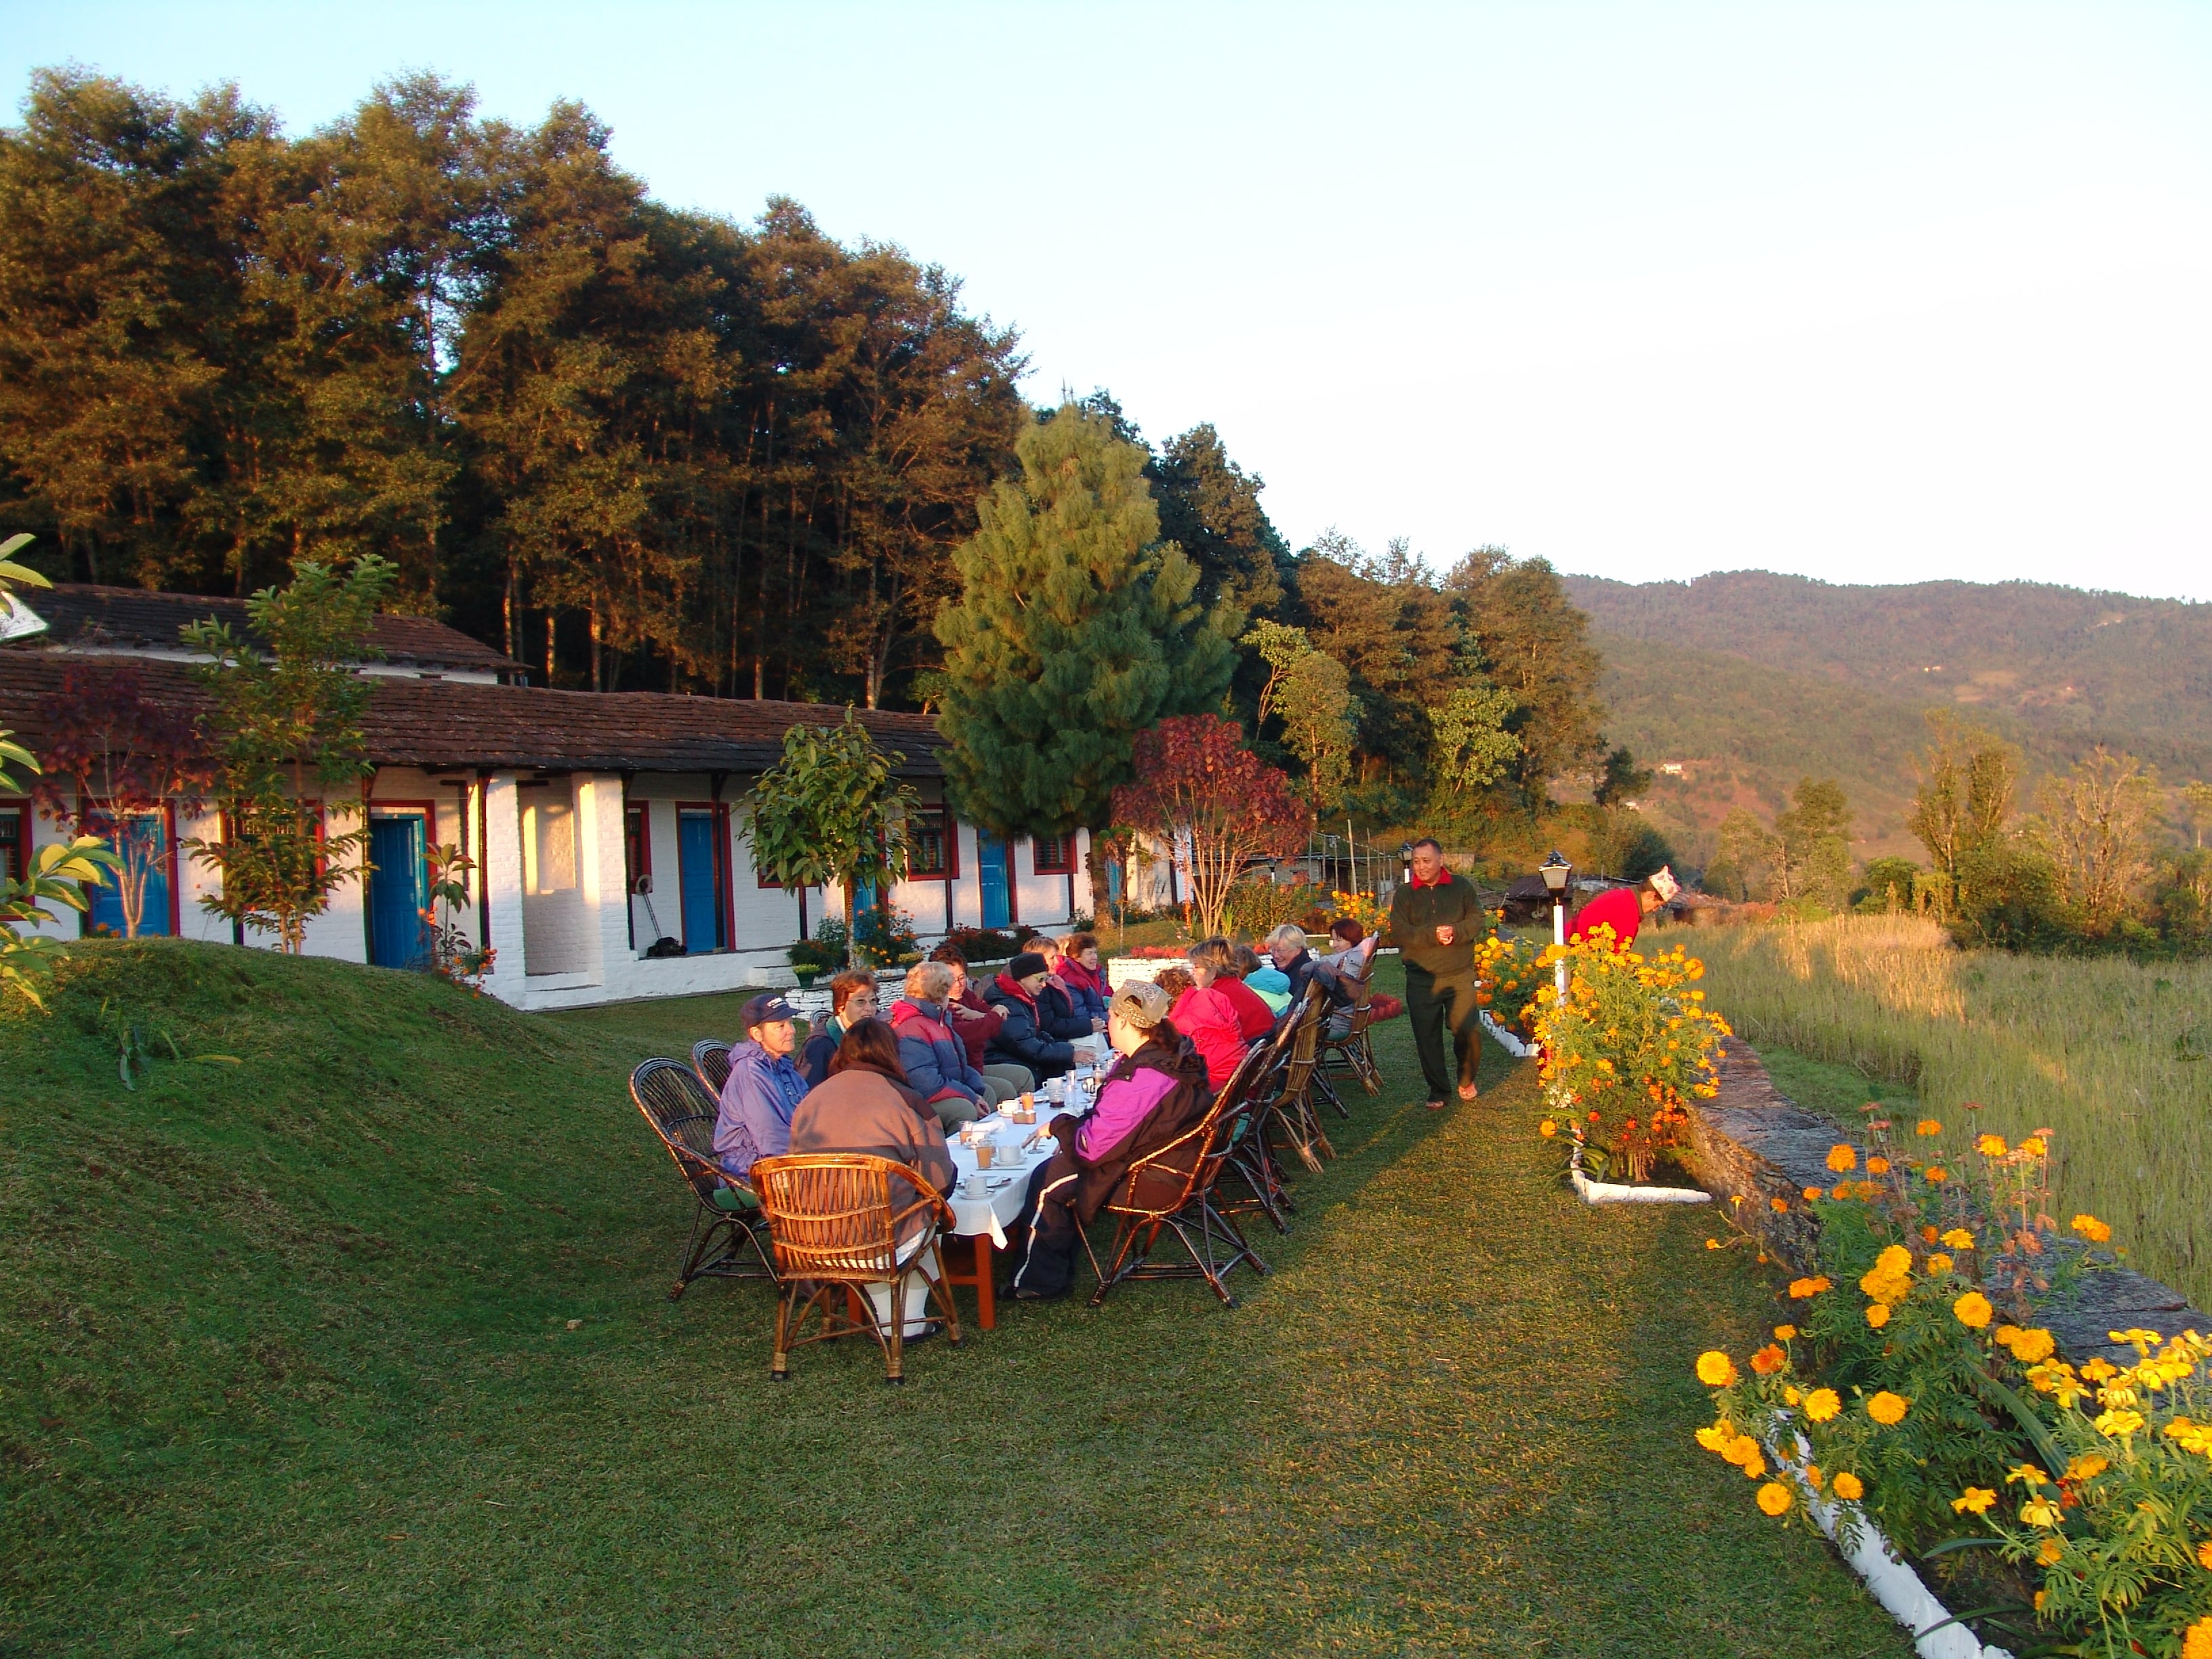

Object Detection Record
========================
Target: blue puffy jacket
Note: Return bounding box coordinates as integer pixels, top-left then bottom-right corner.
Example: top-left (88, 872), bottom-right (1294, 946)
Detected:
top-left (887, 997), bottom-right (985, 1109)
top-left (714, 1038), bottom-right (809, 1180)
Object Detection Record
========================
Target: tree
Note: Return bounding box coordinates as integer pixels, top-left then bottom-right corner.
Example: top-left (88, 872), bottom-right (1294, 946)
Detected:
top-left (1708, 808), bottom-right (1780, 903)
top-left (1445, 548), bottom-right (1607, 804)
top-left (1593, 746), bottom-right (1654, 808)
top-left (933, 403), bottom-right (1236, 838)
top-left (1908, 713), bottom-right (2017, 919)
top-left (183, 556), bottom-right (395, 951)
top-left (2034, 747), bottom-right (2160, 935)
top-left (1110, 714), bottom-right (1309, 939)
top-left (1145, 422), bottom-right (1294, 618)
top-left (743, 709), bottom-right (918, 968)
top-left (1773, 777), bottom-right (1854, 907)
top-left (2181, 781), bottom-right (2212, 851)
top-left (1426, 684), bottom-right (1522, 798)
top-left (1273, 651), bottom-right (1359, 808)
top-left (31, 663), bottom-right (211, 937)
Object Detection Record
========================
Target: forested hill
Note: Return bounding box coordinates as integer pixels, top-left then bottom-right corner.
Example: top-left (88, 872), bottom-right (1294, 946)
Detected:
top-left (1565, 571), bottom-right (2212, 860)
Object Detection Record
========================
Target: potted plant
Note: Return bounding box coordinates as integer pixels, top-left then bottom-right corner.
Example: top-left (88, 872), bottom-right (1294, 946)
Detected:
top-left (787, 937), bottom-right (835, 988)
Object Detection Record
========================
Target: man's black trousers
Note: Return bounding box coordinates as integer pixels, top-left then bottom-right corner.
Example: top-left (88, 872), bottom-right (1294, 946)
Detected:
top-left (1403, 963), bottom-right (1481, 1102)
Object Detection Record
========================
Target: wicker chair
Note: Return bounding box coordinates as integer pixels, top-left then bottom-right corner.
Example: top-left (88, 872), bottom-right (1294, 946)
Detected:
top-left (1265, 980), bottom-right (1336, 1173)
top-left (750, 1153), bottom-right (963, 1385)
top-left (629, 1059), bottom-right (776, 1298)
top-left (1084, 1044), bottom-right (1271, 1309)
top-left (1218, 1024), bottom-right (1301, 1234)
top-left (1317, 961), bottom-right (1381, 1098)
top-left (691, 1039), bottom-right (733, 1099)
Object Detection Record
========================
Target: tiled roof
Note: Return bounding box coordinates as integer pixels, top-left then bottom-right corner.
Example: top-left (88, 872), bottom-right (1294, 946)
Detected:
top-left (14, 583), bottom-right (527, 675)
top-left (0, 651), bottom-right (946, 777)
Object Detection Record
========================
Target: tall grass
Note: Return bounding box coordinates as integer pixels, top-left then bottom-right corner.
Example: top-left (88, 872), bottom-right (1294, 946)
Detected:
top-left (1676, 914), bottom-right (2212, 1309)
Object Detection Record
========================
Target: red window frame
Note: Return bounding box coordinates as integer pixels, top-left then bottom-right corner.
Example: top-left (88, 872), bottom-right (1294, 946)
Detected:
top-left (907, 801), bottom-right (957, 881)
top-left (0, 799), bottom-right (27, 883)
top-left (1032, 832), bottom-right (1076, 875)
top-left (624, 802), bottom-right (651, 891)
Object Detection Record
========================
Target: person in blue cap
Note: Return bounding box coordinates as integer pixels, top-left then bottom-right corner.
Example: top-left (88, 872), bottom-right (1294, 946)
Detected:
top-left (714, 992), bottom-right (810, 1182)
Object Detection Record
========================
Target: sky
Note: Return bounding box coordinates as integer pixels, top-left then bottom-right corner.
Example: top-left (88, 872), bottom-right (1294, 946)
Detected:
top-left (4, 1), bottom-right (2209, 601)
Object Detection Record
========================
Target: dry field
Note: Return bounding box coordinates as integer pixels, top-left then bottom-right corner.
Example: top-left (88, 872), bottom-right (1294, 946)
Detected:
top-left (1675, 914), bottom-right (2212, 1309)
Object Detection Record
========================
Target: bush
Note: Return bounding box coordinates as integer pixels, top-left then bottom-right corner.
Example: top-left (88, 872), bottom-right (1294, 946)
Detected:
top-left (1223, 877), bottom-right (1327, 939)
top-left (788, 937), bottom-right (838, 973)
top-left (942, 926), bottom-right (1021, 964)
top-left (853, 907), bottom-right (921, 968)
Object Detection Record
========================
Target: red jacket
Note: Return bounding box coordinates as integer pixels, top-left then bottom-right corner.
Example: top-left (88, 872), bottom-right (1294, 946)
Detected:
top-left (1216, 975), bottom-right (1277, 1040)
top-left (948, 984), bottom-right (1005, 1070)
top-left (1568, 886), bottom-right (1643, 950)
top-left (1170, 984), bottom-right (1246, 1093)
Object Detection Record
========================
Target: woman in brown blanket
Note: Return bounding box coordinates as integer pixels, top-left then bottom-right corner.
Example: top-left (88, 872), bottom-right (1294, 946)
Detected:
top-left (789, 1017), bottom-right (956, 1338)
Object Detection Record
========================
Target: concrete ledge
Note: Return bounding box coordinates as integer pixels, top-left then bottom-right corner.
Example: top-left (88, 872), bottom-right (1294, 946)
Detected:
top-left (1681, 1039), bottom-right (2207, 1367)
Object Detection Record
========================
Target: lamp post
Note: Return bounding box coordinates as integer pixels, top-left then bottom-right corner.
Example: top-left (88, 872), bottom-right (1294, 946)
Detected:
top-left (1540, 851), bottom-right (1574, 1004)
top-left (1399, 842), bottom-right (1414, 889)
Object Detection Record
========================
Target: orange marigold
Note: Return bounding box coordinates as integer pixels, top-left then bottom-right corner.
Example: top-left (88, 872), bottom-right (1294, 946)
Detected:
top-left (1750, 1344), bottom-right (1786, 1376)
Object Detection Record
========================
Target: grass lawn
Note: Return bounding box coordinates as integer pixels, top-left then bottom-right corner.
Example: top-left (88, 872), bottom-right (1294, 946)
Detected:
top-left (3, 940), bottom-right (1912, 1656)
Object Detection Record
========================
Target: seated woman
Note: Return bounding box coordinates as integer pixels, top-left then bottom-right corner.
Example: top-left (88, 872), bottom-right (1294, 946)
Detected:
top-left (1235, 941), bottom-right (1293, 1015)
top-left (1054, 933), bottom-right (1110, 1022)
top-left (1315, 920), bottom-right (1380, 1039)
top-left (1032, 939), bottom-right (1103, 1040)
top-left (1191, 936), bottom-right (1275, 1041)
top-left (985, 951), bottom-right (1078, 1082)
top-left (1155, 962), bottom-right (1246, 1093)
top-left (800, 968), bottom-right (878, 1087)
top-left (928, 944), bottom-right (1030, 1106)
top-left (1002, 981), bottom-right (1211, 1302)
top-left (886, 961), bottom-right (988, 1130)
top-left (790, 1019), bottom-right (956, 1340)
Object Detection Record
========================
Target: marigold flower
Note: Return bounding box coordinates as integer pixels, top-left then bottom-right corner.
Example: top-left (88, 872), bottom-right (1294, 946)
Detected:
top-left (2005, 1462), bottom-right (2048, 1487)
top-left (1914, 1119), bottom-right (1942, 1136)
top-left (2020, 1496), bottom-right (2064, 1528)
top-left (1999, 1326), bottom-right (2056, 1364)
top-left (1538, 1121), bottom-right (1557, 1138)
top-left (1952, 1487), bottom-right (1996, 1515)
top-left (2062, 1453), bottom-right (2110, 1482)
top-left (1803, 1464), bottom-right (1822, 1490)
top-left (2094, 1407), bottom-right (2146, 1440)
top-left (1925, 1167), bottom-right (1948, 1183)
top-left (1927, 1253), bottom-right (1955, 1274)
top-left (1867, 1391), bottom-right (1908, 1426)
top-left (1782, 1386), bottom-right (1800, 1406)
top-left (1865, 1156), bottom-right (1889, 1174)
top-left (1831, 1471), bottom-right (1864, 1501)
top-left (1941, 1228), bottom-right (1975, 1250)
top-left (1830, 1185), bottom-right (1853, 1201)
top-left (1694, 1351), bottom-right (1738, 1387)
top-left (1755, 1481), bottom-right (1792, 1516)
top-left (1953, 1291), bottom-right (1994, 1330)
top-left (2165, 1416), bottom-right (2212, 1456)
top-left (2198, 1538), bottom-right (2212, 1570)
top-left (2184, 1616), bottom-right (2212, 1659)
top-left (1866, 1303), bottom-right (1890, 1330)
top-left (1826, 1144), bottom-right (1857, 1173)
top-left (1976, 1133), bottom-right (2008, 1158)
top-left (1921, 1225), bottom-right (1940, 1244)
top-left (1803, 1187), bottom-right (1823, 1202)
top-left (1803, 1388), bottom-right (1841, 1423)
top-left (2070, 1213), bottom-right (2113, 1244)
top-left (1769, 1196), bottom-right (1788, 1213)
top-left (1704, 1239), bottom-right (1719, 1250)
top-left (2020, 1136), bottom-right (2047, 1157)
top-left (1787, 1276), bottom-right (1832, 1299)
top-left (1774, 1325), bottom-right (1796, 1341)
top-left (1750, 1343), bottom-right (1786, 1376)
top-left (2037, 1536), bottom-right (2064, 1565)
top-left (1694, 1424), bottom-right (1730, 1454)
top-left (1737, 1450), bottom-right (1767, 1480)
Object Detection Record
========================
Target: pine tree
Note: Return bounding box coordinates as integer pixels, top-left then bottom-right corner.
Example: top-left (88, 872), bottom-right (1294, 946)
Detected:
top-left (933, 403), bottom-right (1235, 837)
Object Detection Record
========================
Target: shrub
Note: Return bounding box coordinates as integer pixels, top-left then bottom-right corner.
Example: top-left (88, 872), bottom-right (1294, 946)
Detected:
top-left (1224, 876), bottom-right (1326, 939)
top-left (852, 906), bottom-right (921, 968)
top-left (942, 926), bottom-right (1021, 964)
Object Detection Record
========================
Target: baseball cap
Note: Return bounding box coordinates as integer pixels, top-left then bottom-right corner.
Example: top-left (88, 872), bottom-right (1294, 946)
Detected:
top-left (742, 992), bottom-right (800, 1027)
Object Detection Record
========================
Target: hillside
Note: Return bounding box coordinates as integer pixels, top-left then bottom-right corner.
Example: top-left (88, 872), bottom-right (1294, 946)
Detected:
top-left (1570, 571), bottom-right (2212, 863)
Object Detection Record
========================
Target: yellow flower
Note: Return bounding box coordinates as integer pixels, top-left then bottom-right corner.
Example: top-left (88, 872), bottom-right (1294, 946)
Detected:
top-left (2095, 1407), bottom-right (2146, 1440)
top-left (1538, 1120), bottom-right (1557, 1138)
top-left (2070, 1213), bottom-right (2114, 1244)
top-left (2005, 1462), bottom-right (2049, 1486)
top-left (1914, 1119), bottom-right (1942, 1136)
top-left (1803, 1388), bottom-right (1841, 1422)
top-left (1768, 1195), bottom-right (1787, 1212)
top-left (1940, 1228), bottom-right (1975, 1249)
top-left (2038, 1536), bottom-right (2064, 1565)
top-left (2184, 1617), bottom-right (2212, 1659)
top-left (1704, 1238), bottom-right (1719, 1250)
top-left (1694, 1424), bottom-right (1730, 1454)
top-left (1830, 1185), bottom-right (1853, 1201)
top-left (1867, 1391), bottom-right (1909, 1426)
top-left (1774, 1325), bottom-right (1797, 1341)
top-left (1788, 1276), bottom-right (1832, 1298)
top-left (2020, 1496), bottom-right (2063, 1528)
top-left (1977, 1133), bottom-right (2008, 1158)
top-left (1738, 1450), bottom-right (1767, 1480)
top-left (1802, 1186), bottom-right (1823, 1202)
top-left (1865, 1155), bottom-right (1890, 1175)
top-left (1826, 1144), bottom-right (1857, 1172)
top-left (1782, 1385), bottom-right (1801, 1406)
top-left (1750, 1343), bottom-right (1786, 1376)
top-left (1866, 1304), bottom-right (1891, 1330)
top-left (2063, 1453), bottom-right (2110, 1482)
top-left (1952, 1487), bottom-right (1996, 1515)
top-left (1953, 1291), bottom-right (1994, 1330)
top-left (2020, 1136), bottom-right (2047, 1156)
top-left (1803, 1464), bottom-right (1823, 1491)
top-left (1755, 1481), bottom-right (1793, 1516)
top-left (2196, 1538), bottom-right (2212, 1570)
top-left (1927, 1253), bottom-right (1955, 1275)
top-left (1925, 1166), bottom-right (1948, 1183)
top-left (1831, 1471), bottom-right (1864, 1501)
top-left (2165, 1417), bottom-right (2212, 1456)
top-left (1999, 1326), bottom-right (2056, 1364)
top-left (1695, 1351), bottom-right (1738, 1387)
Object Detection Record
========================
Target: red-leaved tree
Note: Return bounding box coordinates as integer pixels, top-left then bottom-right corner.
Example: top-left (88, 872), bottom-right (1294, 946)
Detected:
top-left (34, 665), bottom-right (211, 939)
top-left (1111, 714), bottom-right (1310, 937)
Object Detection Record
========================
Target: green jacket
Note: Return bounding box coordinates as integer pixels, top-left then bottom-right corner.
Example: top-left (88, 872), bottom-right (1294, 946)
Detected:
top-left (1385, 872), bottom-right (1486, 976)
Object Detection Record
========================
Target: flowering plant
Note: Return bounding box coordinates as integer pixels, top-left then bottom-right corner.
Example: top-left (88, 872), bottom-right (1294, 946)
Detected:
top-left (1328, 888), bottom-right (1391, 936)
top-left (1531, 930), bottom-right (1729, 1181)
top-left (1474, 932), bottom-right (1546, 1036)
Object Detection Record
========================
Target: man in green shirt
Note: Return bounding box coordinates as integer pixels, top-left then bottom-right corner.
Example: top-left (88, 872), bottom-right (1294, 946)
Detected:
top-left (1382, 838), bottom-right (1487, 1110)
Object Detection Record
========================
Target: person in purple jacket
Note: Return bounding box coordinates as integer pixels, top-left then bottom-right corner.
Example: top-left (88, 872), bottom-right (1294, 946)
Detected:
top-left (714, 994), bottom-right (811, 1181)
top-left (1002, 979), bottom-right (1212, 1302)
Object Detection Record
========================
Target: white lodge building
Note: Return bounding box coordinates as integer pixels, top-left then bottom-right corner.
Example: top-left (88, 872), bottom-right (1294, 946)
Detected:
top-left (1, 585), bottom-right (1094, 1010)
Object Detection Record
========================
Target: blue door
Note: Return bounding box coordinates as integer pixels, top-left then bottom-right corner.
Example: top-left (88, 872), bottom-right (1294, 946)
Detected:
top-left (977, 833), bottom-right (1010, 930)
top-left (367, 815), bottom-right (429, 968)
top-left (89, 813), bottom-right (174, 938)
top-left (678, 809), bottom-right (724, 953)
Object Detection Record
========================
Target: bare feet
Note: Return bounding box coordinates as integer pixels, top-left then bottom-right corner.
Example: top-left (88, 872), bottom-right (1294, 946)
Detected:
top-left (1458, 1082), bottom-right (1479, 1101)
top-left (1426, 1098), bottom-right (1448, 1111)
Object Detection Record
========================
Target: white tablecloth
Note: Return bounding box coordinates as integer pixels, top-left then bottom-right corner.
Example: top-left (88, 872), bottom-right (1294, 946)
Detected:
top-left (943, 1052), bottom-right (1106, 1244)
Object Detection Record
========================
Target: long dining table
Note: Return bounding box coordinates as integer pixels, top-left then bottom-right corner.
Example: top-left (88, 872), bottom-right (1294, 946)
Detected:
top-left (937, 1036), bottom-right (1106, 1329)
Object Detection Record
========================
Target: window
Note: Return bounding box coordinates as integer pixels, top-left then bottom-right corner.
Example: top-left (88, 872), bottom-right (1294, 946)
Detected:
top-left (907, 804), bottom-right (956, 879)
top-left (522, 794), bottom-right (577, 895)
top-left (624, 803), bottom-right (651, 892)
top-left (0, 804), bottom-right (23, 882)
top-left (1033, 832), bottom-right (1075, 874)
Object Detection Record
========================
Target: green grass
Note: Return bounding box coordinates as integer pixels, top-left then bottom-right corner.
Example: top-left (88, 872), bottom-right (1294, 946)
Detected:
top-left (2, 939), bottom-right (1911, 1656)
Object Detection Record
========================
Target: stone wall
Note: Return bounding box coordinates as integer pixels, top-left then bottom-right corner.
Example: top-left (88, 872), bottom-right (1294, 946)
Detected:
top-left (1682, 1038), bottom-right (2207, 1368)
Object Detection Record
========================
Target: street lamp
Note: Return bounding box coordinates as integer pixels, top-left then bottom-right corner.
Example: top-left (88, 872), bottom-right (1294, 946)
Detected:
top-left (1540, 851), bottom-right (1574, 1003)
top-left (1399, 842), bottom-right (1414, 888)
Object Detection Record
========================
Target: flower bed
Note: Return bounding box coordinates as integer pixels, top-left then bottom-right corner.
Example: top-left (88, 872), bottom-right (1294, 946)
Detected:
top-left (1687, 1118), bottom-right (2212, 1658)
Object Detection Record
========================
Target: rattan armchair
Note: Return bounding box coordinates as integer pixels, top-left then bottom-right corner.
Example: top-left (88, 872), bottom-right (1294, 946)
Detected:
top-left (1219, 1024), bottom-right (1300, 1233)
top-left (629, 1058), bottom-right (777, 1298)
top-left (1265, 979), bottom-right (1336, 1173)
top-left (1084, 1044), bottom-right (1271, 1309)
top-left (691, 1039), bottom-right (733, 1099)
top-left (749, 1153), bottom-right (963, 1385)
top-left (1317, 960), bottom-right (1381, 1098)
